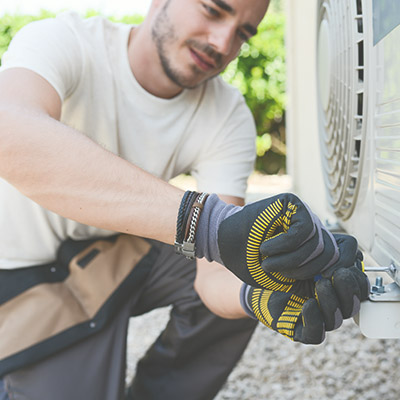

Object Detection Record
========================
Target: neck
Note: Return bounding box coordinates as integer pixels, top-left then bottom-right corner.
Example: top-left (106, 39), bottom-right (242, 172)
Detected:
top-left (127, 25), bottom-right (183, 99)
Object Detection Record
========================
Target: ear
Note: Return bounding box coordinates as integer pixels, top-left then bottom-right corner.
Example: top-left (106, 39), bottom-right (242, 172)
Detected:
top-left (147, 0), bottom-right (172, 20)
top-left (146, 0), bottom-right (161, 18)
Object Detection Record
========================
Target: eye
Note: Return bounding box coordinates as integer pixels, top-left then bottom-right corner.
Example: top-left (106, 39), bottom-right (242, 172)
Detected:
top-left (203, 4), bottom-right (221, 17)
top-left (237, 30), bottom-right (250, 42)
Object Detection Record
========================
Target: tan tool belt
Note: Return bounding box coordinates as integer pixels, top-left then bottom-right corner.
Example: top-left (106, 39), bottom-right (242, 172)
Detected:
top-left (0, 234), bottom-right (157, 376)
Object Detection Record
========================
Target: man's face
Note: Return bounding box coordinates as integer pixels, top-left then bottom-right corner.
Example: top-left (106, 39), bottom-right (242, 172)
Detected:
top-left (151, 0), bottom-right (269, 89)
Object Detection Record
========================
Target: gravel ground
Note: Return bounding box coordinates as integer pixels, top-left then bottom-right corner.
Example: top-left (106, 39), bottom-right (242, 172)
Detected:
top-left (126, 174), bottom-right (400, 399)
top-left (215, 320), bottom-right (400, 400)
top-left (126, 308), bottom-right (400, 400)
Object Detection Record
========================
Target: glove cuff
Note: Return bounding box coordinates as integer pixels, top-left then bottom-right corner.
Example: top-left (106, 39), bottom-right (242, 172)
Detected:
top-left (195, 193), bottom-right (242, 263)
top-left (240, 283), bottom-right (257, 320)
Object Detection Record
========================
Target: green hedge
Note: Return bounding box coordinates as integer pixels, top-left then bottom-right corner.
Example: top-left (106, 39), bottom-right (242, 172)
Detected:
top-left (223, 11), bottom-right (286, 174)
top-left (0, 10), bottom-right (286, 174)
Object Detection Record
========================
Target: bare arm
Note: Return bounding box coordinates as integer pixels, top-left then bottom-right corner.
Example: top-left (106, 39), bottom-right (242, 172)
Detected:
top-left (194, 194), bottom-right (248, 319)
top-left (0, 68), bottom-right (183, 243)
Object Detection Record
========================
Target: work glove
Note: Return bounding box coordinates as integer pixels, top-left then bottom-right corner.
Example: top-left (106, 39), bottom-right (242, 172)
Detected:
top-left (281, 233), bottom-right (369, 330)
top-left (241, 285), bottom-right (325, 344)
top-left (313, 236), bottom-right (369, 329)
top-left (241, 239), bottom-right (369, 343)
top-left (197, 192), bottom-right (342, 287)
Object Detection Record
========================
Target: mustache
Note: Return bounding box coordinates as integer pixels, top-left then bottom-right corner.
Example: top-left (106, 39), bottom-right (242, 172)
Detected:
top-left (185, 39), bottom-right (223, 67)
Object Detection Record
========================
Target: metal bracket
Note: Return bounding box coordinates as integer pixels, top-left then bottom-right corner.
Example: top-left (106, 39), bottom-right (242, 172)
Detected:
top-left (363, 262), bottom-right (400, 301)
top-left (356, 263), bottom-right (400, 338)
top-left (369, 281), bottom-right (400, 302)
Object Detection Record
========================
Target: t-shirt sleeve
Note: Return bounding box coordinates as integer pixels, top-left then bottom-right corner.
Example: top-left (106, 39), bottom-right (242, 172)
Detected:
top-left (191, 95), bottom-right (257, 199)
top-left (0, 14), bottom-right (83, 101)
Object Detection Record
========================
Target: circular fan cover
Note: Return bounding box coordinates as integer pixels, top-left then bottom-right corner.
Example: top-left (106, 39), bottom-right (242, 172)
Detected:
top-left (317, 0), bottom-right (367, 220)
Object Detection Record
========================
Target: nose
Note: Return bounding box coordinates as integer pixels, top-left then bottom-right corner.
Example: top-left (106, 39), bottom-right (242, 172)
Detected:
top-left (208, 23), bottom-right (237, 56)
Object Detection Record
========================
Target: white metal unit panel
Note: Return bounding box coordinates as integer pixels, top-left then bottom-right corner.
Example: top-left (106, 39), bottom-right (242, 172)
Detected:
top-left (372, 23), bottom-right (400, 268)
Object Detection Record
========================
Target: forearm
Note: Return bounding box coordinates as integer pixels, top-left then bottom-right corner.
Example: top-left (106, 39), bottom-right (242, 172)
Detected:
top-left (0, 105), bottom-right (183, 243)
top-left (194, 258), bottom-right (248, 319)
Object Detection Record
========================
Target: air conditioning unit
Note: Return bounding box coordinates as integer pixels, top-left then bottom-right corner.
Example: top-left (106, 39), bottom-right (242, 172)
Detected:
top-left (286, 0), bottom-right (400, 338)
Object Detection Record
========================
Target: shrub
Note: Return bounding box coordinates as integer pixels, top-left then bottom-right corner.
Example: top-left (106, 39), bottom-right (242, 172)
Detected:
top-left (222, 11), bottom-right (286, 174)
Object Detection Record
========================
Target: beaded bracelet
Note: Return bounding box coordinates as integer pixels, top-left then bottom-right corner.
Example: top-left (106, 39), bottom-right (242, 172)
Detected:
top-left (175, 191), bottom-right (209, 259)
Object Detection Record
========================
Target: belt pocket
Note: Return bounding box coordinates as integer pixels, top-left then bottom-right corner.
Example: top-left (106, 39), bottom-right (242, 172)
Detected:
top-left (0, 235), bottom-right (155, 376)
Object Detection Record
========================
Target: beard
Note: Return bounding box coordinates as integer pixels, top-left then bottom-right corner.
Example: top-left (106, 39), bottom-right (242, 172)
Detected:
top-left (151, 1), bottom-right (223, 89)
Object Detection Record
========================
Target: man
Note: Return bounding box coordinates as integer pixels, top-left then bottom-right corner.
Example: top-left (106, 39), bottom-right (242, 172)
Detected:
top-left (0, 0), bottom-right (368, 399)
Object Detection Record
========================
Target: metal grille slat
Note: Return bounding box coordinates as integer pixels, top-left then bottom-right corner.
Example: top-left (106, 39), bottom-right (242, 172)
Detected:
top-left (317, 0), bottom-right (367, 219)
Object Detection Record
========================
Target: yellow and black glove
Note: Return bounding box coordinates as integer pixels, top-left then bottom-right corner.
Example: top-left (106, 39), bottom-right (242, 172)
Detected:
top-left (241, 254), bottom-right (369, 343)
top-left (310, 234), bottom-right (369, 330)
top-left (196, 192), bottom-right (341, 287)
top-left (241, 284), bottom-right (325, 344)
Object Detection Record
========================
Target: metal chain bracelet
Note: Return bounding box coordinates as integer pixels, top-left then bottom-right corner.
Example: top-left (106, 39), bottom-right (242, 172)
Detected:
top-left (186, 192), bottom-right (208, 243)
top-left (175, 191), bottom-right (209, 259)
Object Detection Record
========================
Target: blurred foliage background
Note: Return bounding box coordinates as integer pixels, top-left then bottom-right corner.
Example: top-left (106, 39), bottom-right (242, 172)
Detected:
top-left (0, 1), bottom-right (286, 174)
top-left (222, 7), bottom-right (286, 174)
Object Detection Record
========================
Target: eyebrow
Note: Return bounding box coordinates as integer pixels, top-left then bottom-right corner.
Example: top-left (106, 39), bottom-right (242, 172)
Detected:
top-left (210, 0), bottom-right (258, 37)
top-left (243, 23), bottom-right (258, 37)
top-left (211, 0), bottom-right (234, 13)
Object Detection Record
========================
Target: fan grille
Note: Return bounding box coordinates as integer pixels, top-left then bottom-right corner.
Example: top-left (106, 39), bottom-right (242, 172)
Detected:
top-left (317, 0), bottom-right (367, 220)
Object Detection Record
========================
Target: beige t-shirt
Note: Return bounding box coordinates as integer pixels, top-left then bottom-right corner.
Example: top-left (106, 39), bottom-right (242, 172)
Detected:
top-left (0, 12), bottom-right (256, 268)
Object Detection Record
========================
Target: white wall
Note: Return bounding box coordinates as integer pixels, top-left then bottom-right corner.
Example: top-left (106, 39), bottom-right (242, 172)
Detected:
top-left (285, 0), bottom-right (331, 221)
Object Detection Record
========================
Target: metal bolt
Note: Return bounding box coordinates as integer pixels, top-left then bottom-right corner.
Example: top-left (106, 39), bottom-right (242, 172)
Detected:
top-left (371, 276), bottom-right (385, 294)
top-left (364, 263), bottom-right (397, 275)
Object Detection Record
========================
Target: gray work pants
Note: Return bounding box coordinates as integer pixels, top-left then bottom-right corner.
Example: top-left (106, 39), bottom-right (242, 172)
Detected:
top-left (0, 240), bottom-right (257, 400)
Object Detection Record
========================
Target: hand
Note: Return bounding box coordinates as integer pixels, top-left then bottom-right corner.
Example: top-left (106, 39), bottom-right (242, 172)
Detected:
top-left (243, 285), bottom-right (325, 344)
top-left (197, 192), bottom-right (339, 288)
top-left (194, 193), bottom-right (370, 342)
top-left (298, 234), bottom-right (369, 330)
top-left (314, 261), bottom-right (370, 330)
top-left (243, 267), bottom-right (369, 344)
top-left (245, 246), bottom-right (370, 335)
